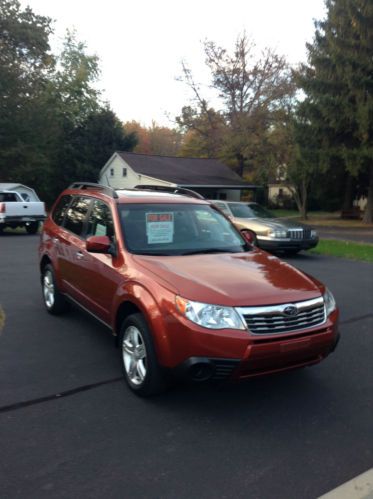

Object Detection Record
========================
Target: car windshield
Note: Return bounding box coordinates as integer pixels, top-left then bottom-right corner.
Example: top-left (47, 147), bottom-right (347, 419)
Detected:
top-left (118, 203), bottom-right (249, 255)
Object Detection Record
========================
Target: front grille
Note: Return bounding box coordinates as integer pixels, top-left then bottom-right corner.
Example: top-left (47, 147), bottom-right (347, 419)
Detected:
top-left (237, 297), bottom-right (326, 335)
top-left (288, 228), bottom-right (303, 240)
top-left (288, 228), bottom-right (312, 240)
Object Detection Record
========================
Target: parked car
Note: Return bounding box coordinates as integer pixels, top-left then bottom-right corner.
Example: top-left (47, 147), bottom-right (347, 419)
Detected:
top-left (212, 200), bottom-right (319, 254)
top-left (0, 190), bottom-right (46, 234)
top-left (39, 183), bottom-right (339, 396)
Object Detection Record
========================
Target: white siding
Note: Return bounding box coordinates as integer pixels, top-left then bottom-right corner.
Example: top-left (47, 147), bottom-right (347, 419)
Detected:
top-left (99, 154), bottom-right (174, 189)
top-left (99, 156), bottom-right (139, 189)
top-left (268, 184), bottom-right (293, 201)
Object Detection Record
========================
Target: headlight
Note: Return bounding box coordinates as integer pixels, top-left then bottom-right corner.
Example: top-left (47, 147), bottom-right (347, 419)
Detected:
top-left (311, 230), bottom-right (318, 238)
top-left (323, 288), bottom-right (336, 316)
top-left (176, 296), bottom-right (245, 330)
top-left (268, 229), bottom-right (287, 239)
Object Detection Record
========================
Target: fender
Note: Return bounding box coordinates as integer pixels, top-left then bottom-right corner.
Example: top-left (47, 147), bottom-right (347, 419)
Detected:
top-left (113, 281), bottom-right (174, 367)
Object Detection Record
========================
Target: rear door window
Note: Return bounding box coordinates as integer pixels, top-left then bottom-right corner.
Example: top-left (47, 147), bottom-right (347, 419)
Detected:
top-left (0, 193), bottom-right (18, 202)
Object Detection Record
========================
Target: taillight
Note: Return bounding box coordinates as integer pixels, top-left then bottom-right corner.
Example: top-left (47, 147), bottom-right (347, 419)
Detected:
top-left (0, 203), bottom-right (5, 213)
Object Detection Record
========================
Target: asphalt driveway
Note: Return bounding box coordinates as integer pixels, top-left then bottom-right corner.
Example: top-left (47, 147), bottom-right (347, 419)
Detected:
top-left (0, 235), bottom-right (372, 499)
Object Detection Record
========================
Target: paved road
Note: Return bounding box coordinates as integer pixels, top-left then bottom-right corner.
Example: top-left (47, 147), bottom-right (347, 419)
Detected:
top-left (0, 235), bottom-right (372, 499)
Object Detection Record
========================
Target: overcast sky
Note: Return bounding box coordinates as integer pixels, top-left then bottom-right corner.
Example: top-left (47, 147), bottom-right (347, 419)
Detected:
top-left (20, 0), bottom-right (327, 127)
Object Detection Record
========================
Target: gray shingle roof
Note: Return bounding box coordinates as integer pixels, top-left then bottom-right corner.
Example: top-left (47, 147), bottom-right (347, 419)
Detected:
top-left (117, 152), bottom-right (255, 187)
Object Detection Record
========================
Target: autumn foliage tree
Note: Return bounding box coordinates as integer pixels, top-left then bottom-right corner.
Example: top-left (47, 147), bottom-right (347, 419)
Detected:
top-left (177, 34), bottom-right (296, 180)
top-left (124, 121), bottom-right (182, 156)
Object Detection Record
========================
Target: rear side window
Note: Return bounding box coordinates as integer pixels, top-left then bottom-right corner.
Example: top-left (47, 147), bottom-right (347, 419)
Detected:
top-left (63, 197), bottom-right (92, 236)
top-left (52, 195), bottom-right (72, 226)
top-left (0, 193), bottom-right (18, 202)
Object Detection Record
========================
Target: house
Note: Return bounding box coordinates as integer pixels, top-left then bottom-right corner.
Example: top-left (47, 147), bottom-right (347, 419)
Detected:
top-left (0, 183), bottom-right (40, 201)
top-left (98, 152), bottom-right (258, 201)
top-left (268, 183), bottom-right (295, 208)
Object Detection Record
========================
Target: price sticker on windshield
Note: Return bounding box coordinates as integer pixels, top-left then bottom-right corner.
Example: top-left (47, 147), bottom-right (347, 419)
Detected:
top-left (146, 212), bottom-right (174, 244)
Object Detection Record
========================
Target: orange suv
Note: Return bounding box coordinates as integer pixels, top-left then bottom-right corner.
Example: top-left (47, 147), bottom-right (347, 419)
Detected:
top-left (39, 183), bottom-right (339, 396)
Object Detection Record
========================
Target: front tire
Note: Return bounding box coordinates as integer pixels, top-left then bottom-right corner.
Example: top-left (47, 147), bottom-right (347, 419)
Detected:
top-left (41, 264), bottom-right (69, 315)
top-left (284, 249), bottom-right (301, 256)
top-left (119, 313), bottom-right (166, 396)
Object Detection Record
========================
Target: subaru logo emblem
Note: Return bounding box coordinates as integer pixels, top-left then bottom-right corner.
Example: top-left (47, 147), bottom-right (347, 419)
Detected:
top-left (283, 305), bottom-right (298, 316)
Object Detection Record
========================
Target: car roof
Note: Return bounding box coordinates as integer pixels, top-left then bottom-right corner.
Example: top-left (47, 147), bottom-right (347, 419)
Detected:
top-left (64, 186), bottom-right (209, 205)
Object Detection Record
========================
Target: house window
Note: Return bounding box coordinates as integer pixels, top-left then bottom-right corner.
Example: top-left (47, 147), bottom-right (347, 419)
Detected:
top-left (122, 168), bottom-right (127, 177)
top-left (110, 168), bottom-right (114, 176)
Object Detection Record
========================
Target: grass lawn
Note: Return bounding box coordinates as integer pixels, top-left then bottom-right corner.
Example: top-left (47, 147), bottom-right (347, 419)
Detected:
top-left (310, 239), bottom-right (373, 262)
top-left (271, 209), bottom-right (373, 228)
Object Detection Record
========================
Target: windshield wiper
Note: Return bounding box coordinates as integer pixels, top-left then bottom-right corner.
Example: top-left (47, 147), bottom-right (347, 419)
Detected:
top-left (181, 248), bottom-right (241, 256)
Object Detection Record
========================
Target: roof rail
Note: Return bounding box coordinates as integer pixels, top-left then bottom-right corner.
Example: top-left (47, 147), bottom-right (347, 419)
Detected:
top-left (134, 184), bottom-right (205, 200)
top-left (68, 182), bottom-right (118, 199)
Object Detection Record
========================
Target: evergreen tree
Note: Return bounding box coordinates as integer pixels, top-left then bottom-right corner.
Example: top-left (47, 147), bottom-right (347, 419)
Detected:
top-left (299, 0), bottom-right (373, 222)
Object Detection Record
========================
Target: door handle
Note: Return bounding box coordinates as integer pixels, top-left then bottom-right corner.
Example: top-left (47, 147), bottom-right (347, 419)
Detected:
top-left (76, 251), bottom-right (84, 260)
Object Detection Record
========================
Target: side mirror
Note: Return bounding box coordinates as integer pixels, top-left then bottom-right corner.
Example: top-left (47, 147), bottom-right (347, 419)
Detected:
top-left (86, 235), bottom-right (112, 254)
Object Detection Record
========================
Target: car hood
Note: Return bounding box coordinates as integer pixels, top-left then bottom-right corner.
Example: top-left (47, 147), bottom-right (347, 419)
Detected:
top-left (236, 217), bottom-right (310, 231)
top-left (133, 249), bottom-right (323, 307)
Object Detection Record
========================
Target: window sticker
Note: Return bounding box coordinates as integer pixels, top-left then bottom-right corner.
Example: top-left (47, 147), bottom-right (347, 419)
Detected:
top-left (146, 212), bottom-right (174, 244)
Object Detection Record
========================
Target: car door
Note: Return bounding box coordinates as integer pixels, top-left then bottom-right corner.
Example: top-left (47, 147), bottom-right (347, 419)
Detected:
top-left (80, 199), bottom-right (123, 324)
top-left (57, 196), bottom-right (93, 305)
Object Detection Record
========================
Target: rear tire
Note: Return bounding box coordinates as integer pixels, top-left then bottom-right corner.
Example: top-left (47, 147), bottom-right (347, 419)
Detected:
top-left (26, 222), bottom-right (39, 234)
top-left (119, 313), bottom-right (166, 396)
top-left (41, 264), bottom-right (69, 315)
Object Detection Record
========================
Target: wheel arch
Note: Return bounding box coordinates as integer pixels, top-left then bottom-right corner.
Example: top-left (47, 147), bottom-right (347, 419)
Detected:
top-left (113, 285), bottom-right (172, 367)
top-left (115, 301), bottom-right (142, 344)
top-left (40, 254), bottom-right (52, 274)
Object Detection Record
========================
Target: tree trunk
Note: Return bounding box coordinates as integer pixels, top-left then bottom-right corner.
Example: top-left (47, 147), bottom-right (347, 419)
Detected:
top-left (237, 154), bottom-right (245, 177)
top-left (289, 182), bottom-right (308, 220)
top-left (362, 164), bottom-right (373, 224)
top-left (342, 173), bottom-right (355, 211)
top-left (300, 178), bottom-right (308, 220)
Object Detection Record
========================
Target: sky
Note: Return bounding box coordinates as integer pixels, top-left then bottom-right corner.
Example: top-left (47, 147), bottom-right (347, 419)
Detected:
top-left (20, 0), bottom-right (327, 127)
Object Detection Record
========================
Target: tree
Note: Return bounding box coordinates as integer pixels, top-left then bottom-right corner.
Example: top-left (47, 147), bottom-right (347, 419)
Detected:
top-left (64, 108), bottom-right (137, 187)
top-left (177, 34), bottom-right (296, 179)
top-left (0, 0), bottom-right (54, 185)
top-left (298, 0), bottom-right (373, 223)
top-left (285, 104), bottom-right (321, 219)
top-left (124, 121), bottom-right (182, 156)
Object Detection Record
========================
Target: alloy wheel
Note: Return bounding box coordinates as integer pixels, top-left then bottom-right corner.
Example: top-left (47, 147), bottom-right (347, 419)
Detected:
top-left (122, 325), bottom-right (147, 386)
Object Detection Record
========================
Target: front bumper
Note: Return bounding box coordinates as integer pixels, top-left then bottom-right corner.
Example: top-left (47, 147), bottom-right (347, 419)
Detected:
top-left (0, 215), bottom-right (46, 224)
top-left (161, 309), bottom-right (339, 381)
top-left (174, 331), bottom-right (340, 382)
top-left (257, 236), bottom-right (319, 252)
